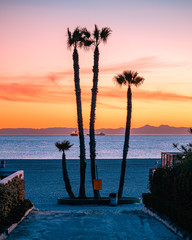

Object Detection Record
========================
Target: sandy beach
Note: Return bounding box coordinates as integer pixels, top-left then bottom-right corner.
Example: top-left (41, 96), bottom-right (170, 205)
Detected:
top-left (5, 158), bottom-right (158, 210)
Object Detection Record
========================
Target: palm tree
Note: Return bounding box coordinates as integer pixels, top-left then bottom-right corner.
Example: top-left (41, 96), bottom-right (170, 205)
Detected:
top-left (89, 25), bottom-right (112, 199)
top-left (114, 71), bottom-right (145, 198)
top-left (55, 140), bottom-right (75, 199)
top-left (67, 27), bottom-right (90, 198)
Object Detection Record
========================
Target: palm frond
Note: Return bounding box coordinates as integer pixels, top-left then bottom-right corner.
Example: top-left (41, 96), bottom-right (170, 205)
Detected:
top-left (81, 40), bottom-right (94, 51)
top-left (93, 24), bottom-right (100, 44)
top-left (73, 27), bottom-right (80, 40)
top-left (134, 76), bottom-right (145, 87)
top-left (67, 28), bottom-right (74, 49)
top-left (83, 40), bottom-right (94, 47)
top-left (132, 71), bottom-right (138, 80)
top-left (72, 27), bottom-right (83, 48)
top-left (80, 27), bottom-right (93, 50)
top-left (123, 71), bottom-right (133, 84)
top-left (82, 27), bottom-right (91, 39)
top-left (173, 143), bottom-right (178, 148)
top-left (55, 140), bottom-right (73, 151)
top-left (100, 27), bottom-right (112, 43)
top-left (55, 142), bottom-right (63, 152)
top-left (113, 74), bottom-right (126, 86)
top-left (181, 145), bottom-right (188, 153)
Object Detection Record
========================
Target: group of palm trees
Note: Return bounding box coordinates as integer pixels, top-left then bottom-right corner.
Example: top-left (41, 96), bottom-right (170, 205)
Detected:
top-left (55, 25), bottom-right (145, 200)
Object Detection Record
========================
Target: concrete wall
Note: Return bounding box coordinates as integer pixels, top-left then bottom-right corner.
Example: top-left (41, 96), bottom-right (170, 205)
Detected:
top-left (0, 170), bottom-right (24, 185)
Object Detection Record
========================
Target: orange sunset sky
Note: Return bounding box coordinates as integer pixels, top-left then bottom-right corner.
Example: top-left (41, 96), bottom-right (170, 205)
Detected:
top-left (0, 0), bottom-right (192, 129)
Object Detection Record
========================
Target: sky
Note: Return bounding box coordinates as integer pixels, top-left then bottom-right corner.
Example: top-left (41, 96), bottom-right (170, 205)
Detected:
top-left (0, 0), bottom-right (192, 129)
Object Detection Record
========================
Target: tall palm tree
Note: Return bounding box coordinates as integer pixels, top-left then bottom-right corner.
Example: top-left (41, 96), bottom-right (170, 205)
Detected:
top-left (89, 25), bottom-right (111, 199)
top-left (55, 140), bottom-right (75, 199)
top-left (114, 71), bottom-right (145, 198)
top-left (67, 27), bottom-right (90, 199)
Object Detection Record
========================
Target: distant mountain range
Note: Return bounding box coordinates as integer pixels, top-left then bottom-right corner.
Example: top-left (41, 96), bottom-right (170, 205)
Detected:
top-left (0, 125), bottom-right (190, 135)
top-left (131, 125), bottom-right (190, 135)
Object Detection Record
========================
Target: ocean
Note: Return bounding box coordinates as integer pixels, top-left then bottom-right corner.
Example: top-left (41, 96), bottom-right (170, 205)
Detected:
top-left (2, 135), bottom-right (188, 239)
top-left (0, 134), bottom-right (191, 159)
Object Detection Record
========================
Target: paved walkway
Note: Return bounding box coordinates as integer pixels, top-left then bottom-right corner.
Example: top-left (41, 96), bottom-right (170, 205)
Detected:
top-left (8, 209), bottom-right (182, 240)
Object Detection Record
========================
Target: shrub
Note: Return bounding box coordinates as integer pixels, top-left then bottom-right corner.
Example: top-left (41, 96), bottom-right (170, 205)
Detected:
top-left (149, 167), bottom-right (175, 201)
top-left (149, 157), bottom-right (192, 206)
top-left (0, 176), bottom-right (32, 233)
top-left (143, 193), bottom-right (192, 235)
top-left (143, 130), bottom-right (192, 235)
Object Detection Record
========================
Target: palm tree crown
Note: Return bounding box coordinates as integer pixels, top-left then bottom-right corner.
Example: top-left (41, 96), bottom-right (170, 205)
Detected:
top-left (55, 141), bottom-right (73, 152)
top-left (67, 27), bottom-right (82, 49)
top-left (92, 25), bottom-right (111, 46)
top-left (67, 27), bottom-right (92, 50)
top-left (114, 70), bottom-right (144, 87)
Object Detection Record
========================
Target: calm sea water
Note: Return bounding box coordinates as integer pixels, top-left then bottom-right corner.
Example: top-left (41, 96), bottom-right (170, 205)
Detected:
top-left (0, 134), bottom-right (191, 159)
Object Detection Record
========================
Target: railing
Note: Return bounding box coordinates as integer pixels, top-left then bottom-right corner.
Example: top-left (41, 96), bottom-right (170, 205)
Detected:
top-left (161, 152), bottom-right (181, 168)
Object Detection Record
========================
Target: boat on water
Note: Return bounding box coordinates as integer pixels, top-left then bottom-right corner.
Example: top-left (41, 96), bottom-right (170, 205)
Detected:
top-left (96, 132), bottom-right (105, 136)
top-left (71, 131), bottom-right (105, 136)
top-left (87, 132), bottom-right (105, 136)
top-left (70, 130), bottom-right (78, 136)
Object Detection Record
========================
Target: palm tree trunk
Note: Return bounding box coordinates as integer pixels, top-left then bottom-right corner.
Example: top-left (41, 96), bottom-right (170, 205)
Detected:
top-left (73, 48), bottom-right (86, 199)
top-left (118, 85), bottom-right (132, 198)
top-left (62, 152), bottom-right (75, 199)
top-left (90, 46), bottom-right (100, 199)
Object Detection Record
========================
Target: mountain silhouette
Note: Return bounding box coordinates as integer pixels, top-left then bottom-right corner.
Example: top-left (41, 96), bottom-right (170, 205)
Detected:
top-left (0, 125), bottom-right (190, 135)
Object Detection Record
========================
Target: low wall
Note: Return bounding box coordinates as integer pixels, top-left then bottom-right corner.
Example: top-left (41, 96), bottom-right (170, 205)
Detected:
top-left (0, 170), bottom-right (33, 239)
top-left (0, 170), bottom-right (25, 234)
top-left (0, 170), bottom-right (24, 184)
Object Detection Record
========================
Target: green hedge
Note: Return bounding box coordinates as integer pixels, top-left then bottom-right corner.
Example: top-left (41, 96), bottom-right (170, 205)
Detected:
top-left (144, 157), bottom-right (192, 235)
top-left (0, 176), bottom-right (33, 233)
top-left (149, 158), bottom-right (192, 208)
top-left (143, 136), bottom-right (192, 235)
top-left (143, 193), bottom-right (192, 235)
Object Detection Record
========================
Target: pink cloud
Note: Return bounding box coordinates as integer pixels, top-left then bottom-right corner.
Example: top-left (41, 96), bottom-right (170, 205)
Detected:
top-left (45, 57), bottom-right (188, 79)
top-left (0, 56), bottom-right (188, 86)
top-left (0, 82), bottom-right (191, 106)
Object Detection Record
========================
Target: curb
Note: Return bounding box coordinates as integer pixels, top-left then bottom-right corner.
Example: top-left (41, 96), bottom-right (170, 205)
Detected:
top-left (0, 205), bottom-right (34, 240)
top-left (142, 206), bottom-right (191, 240)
